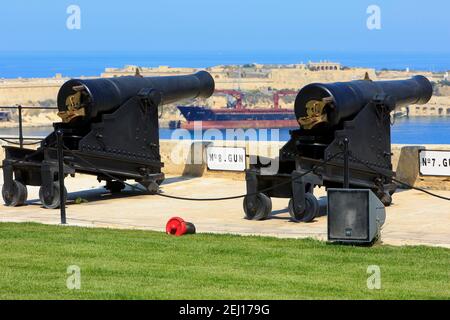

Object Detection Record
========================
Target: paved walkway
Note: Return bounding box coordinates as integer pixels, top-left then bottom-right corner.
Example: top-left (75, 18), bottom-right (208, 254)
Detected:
top-left (1, 173), bottom-right (450, 248)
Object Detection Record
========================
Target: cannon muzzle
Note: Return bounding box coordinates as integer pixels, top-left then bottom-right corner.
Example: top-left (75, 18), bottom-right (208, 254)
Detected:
top-left (295, 75), bottom-right (433, 129)
top-left (57, 71), bottom-right (215, 122)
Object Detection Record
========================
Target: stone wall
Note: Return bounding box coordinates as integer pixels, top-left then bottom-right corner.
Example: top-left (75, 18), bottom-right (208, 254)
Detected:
top-left (392, 144), bottom-right (450, 190)
top-left (0, 78), bottom-right (65, 105)
top-left (1, 140), bottom-right (449, 190)
top-left (268, 68), bottom-right (377, 90)
top-left (408, 96), bottom-right (450, 116)
top-left (159, 140), bottom-right (450, 190)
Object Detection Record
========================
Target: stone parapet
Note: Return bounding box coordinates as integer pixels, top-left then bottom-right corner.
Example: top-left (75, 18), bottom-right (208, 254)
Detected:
top-left (1, 140), bottom-right (449, 190)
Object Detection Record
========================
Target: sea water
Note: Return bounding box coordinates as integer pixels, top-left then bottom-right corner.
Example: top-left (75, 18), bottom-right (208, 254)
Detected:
top-left (1, 117), bottom-right (448, 144)
top-left (0, 51), bottom-right (449, 79)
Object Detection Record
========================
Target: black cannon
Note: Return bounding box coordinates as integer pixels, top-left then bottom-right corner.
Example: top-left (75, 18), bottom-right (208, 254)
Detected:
top-left (244, 75), bottom-right (432, 222)
top-left (2, 71), bottom-right (215, 208)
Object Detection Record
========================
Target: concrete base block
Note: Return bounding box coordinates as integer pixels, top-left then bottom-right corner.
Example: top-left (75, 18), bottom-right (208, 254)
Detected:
top-left (395, 146), bottom-right (425, 188)
top-left (182, 141), bottom-right (212, 177)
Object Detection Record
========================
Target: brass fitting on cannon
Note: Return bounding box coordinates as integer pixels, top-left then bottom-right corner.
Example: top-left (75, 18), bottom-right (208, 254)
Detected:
top-left (298, 97), bottom-right (333, 129)
top-left (57, 85), bottom-right (86, 123)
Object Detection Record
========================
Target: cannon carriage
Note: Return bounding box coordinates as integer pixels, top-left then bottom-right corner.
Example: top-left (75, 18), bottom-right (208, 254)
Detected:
top-left (2, 71), bottom-right (215, 208)
top-left (244, 75), bottom-right (433, 222)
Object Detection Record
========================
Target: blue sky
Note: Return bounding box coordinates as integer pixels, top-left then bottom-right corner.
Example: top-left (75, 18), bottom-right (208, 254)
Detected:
top-left (0, 0), bottom-right (448, 53)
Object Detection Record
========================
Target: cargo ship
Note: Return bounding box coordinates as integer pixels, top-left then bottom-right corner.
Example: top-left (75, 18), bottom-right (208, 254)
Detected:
top-left (175, 90), bottom-right (298, 129)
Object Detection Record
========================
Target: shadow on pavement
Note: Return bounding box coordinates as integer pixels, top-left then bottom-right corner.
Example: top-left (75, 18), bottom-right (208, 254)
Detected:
top-left (23, 175), bottom-right (194, 207)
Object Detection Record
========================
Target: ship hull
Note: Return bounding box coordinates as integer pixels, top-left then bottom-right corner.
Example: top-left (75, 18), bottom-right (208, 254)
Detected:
top-left (177, 106), bottom-right (298, 129)
top-left (181, 120), bottom-right (298, 129)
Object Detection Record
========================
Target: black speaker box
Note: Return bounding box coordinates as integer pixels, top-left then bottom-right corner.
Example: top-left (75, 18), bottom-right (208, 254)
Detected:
top-left (327, 189), bottom-right (386, 243)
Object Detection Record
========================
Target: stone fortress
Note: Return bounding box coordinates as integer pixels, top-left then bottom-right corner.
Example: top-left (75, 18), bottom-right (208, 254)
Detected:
top-left (0, 61), bottom-right (449, 125)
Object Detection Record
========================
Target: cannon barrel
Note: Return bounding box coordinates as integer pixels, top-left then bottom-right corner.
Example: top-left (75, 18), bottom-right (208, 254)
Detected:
top-left (294, 75), bottom-right (433, 129)
top-left (57, 71), bottom-right (215, 122)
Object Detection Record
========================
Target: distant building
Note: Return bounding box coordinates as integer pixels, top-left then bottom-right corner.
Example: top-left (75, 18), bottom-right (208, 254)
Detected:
top-left (307, 61), bottom-right (341, 71)
top-left (101, 65), bottom-right (197, 78)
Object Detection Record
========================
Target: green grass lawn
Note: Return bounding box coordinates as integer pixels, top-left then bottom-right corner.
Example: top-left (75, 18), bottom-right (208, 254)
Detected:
top-left (0, 222), bottom-right (449, 300)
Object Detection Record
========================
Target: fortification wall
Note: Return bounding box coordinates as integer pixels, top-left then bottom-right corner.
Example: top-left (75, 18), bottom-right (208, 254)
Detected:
top-left (408, 96), bottom-right (450, 116)
top-left (269, 68), bottom-right (377, 89)
top-left (0, 79), bottom-right (65, 105)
